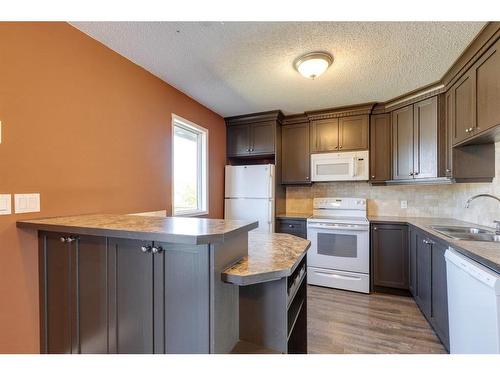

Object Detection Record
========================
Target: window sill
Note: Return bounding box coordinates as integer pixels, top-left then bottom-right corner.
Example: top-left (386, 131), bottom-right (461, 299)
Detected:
top-left (173, 210), bottom-right (209, 218)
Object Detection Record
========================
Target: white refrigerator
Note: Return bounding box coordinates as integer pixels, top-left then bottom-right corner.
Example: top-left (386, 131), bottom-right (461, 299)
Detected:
top-left (224, 164), bottom-right (275, 233)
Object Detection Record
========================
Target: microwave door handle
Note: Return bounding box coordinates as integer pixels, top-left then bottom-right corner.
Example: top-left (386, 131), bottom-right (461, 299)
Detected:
top-left (352, 157), bottom-right (357, 177)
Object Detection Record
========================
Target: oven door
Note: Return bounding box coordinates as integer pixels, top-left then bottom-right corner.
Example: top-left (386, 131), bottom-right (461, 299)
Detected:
top-left (307, 223), bottom-right (369, 273)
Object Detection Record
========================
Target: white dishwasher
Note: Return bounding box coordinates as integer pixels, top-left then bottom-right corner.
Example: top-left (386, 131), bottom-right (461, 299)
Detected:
top-left (445, 248), bottom-right (500, 354)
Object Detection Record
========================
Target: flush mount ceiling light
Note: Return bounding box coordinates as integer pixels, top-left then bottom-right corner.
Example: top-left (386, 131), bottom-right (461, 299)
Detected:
top-left (294, 52), bottom-right (333, 79)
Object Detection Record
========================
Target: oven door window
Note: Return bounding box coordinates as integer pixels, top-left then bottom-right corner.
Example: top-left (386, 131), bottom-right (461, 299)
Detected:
top-left (317, 232), bottom-right (357, 258)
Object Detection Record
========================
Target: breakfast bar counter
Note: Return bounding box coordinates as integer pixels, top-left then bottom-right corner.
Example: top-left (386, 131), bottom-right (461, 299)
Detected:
top-left (17, 214), bottom-right (258, 354)
top-left (222, 232), bottom-right (310, 285)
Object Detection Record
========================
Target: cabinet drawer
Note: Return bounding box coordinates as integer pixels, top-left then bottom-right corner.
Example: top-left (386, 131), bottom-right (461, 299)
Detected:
top-left (276, 219), bottom-right (307, 239)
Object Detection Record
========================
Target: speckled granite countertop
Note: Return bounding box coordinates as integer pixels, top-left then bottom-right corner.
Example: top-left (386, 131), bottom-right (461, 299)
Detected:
top-left (275, 212), bottom-right (311, 220)
top-left (222, 232), bottom-right (311, 286)
top-left (369, 216), bottom-right (500, 274)
top-left (17, 214), bottom-right (258, 245)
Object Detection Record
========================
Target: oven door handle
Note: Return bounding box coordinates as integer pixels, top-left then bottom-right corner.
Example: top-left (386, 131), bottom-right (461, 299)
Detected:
top-left (313, 271), bottom-right (362, 281)
top-left (307, 224), bottom-right (369, 231)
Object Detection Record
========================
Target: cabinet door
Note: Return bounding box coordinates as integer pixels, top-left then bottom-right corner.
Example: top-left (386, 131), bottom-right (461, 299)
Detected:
top-left (276, 218), bottom-right (307, 239)
top-left (408, 229), bottom-right (417, 297)
top-left (39, 232), bottom-right (74, 354)
top-left (40, 233), bottom-right (108, 354)
top-left (372, 224), bottom-right (409, 290)
top-left (158, 243), bottom-right (210, 353)
top-left (282, 122), bottom-right (310, 184)
top-left (77, 235), bottom-right (108, 354)
top-left (250, 121), bottom-right (275, 155)
top-left (444, 90), bottom-right (454, 177)
top-left (413, 97), bottom-right (438, 179)
top-left (431, 240), bottom-right (450, 351)
top-left (227, 124), bottom-right (250, 157)
top-left (415, 232), bottom-right (432, 319)
top-left (392, 105), bottom-right (414, 180)
top-left (339, 115), bottom-right (369, 151)
top-left (369, 113), bottom-right (391, 182)
top-left (310, 118), bottom-right (339, 152)
top-left (451, 72), bottom-right (475, 145)
top-left (107, 238), bottom-right (156, 354)
top-left (475, 38), bottom-right (500, 134)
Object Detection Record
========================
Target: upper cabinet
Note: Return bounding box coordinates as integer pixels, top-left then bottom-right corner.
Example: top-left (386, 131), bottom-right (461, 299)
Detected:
top-left (339, 115), bottom-right (369, 151)
top-left (370, 113), bottom-right (391, 182)
top-left (281, 119), bottom-right (311, 184)
top-left (226, 111), bottom-right (283, 158)
top-left (310, 114), bottom-right (369, 153)
top-left (310, 118), bottom-right (339, 152)
top-left (449, 38), bottom-right (500, 146)
top-left (392, 97), bottom-right (438, 181)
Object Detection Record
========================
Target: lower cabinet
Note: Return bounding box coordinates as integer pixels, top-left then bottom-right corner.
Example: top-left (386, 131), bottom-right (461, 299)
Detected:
top-left (371, 224), bottom-right (409, 290)
top-left (39, 231), bottom-right (210, 354)
top-left (408, 227), bottom-right (450, 351)
top-left (276, 218), bottom-right (307, 239)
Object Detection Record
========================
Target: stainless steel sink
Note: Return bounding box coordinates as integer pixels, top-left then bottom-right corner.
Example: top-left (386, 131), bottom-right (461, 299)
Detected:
top-left (430, 225), bottom-right (500, 242)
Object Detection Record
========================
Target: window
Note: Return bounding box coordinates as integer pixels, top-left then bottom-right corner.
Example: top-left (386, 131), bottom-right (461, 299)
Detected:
top-left (172, 115), bottom-right (208, 216)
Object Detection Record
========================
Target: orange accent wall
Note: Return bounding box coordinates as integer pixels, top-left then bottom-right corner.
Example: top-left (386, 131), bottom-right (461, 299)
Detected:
top-left (0, 22), bottom-right (226, 353)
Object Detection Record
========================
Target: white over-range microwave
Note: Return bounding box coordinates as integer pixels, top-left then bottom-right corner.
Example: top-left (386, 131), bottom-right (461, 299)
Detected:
top-left (310, 150), bottom-right (369, 182)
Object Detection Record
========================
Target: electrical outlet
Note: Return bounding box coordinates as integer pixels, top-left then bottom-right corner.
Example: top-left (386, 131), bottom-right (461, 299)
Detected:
top-left (400, 200), bottom-right (408, 209)
top-left (14, 193), bottom-right (40, 214)
top-left (0, 194), bottom-right (11, 215)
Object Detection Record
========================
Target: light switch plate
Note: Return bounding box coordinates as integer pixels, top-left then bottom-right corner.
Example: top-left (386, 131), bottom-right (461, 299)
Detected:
top-left (14, 193), bottom-right (40, 214)
top-left (0, 194), bottom-right (12, 215)
top-left (400, 200), bottom-right (408, 209)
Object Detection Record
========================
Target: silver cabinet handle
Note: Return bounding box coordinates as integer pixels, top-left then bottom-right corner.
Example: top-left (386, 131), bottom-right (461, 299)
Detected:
top-left (465, 128), bottom-right (470, 133)
top-left (60, 236), bottom-right (76, 243)
top-left (371, 175), bottom-right (375, 179)
top-left (305, 176), bottom-right (310, 180)
top-left (141, 245), bottom-right (152, 253)
top-left (151, 246), bottom-right (163, 254)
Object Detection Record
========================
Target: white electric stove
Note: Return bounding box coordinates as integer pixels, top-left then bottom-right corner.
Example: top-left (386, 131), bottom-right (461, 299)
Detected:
top-left (307, 197), bottom-right (370, 293)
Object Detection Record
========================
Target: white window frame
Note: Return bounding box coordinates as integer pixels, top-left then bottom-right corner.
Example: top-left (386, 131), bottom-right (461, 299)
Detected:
top-left (171, 114), bottom-right (209, 217)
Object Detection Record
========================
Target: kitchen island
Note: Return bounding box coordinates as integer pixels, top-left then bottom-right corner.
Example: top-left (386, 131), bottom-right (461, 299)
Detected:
top-left (224, 233), bottom-right (311, 354)
top-left (17, 214), bottom-right (257, 354)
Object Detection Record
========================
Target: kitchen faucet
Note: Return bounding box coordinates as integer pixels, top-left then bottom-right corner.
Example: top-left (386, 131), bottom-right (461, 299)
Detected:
top-left (465, 194), bottom-right (500, 234)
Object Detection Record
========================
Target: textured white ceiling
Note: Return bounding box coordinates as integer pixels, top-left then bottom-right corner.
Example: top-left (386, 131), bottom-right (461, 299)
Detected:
top-left (71, 22), bottom-right (486, 117)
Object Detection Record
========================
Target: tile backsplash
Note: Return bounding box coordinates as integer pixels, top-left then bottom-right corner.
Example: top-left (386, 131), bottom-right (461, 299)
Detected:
top-left (286, 142), bottom-right (500, 228)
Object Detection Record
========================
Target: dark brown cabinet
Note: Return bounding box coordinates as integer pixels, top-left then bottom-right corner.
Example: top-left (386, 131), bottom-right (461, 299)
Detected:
top-left (450, 72), bottom-right (475, 145)
top-left (310, 118), bottom-right (339, 152)
top-left (276, 218), bottom-right (307, 239)
top-left (369, 113), bottom-right (391, 182)
top-left (310, 115), bottom-right (369, 153)
top-left (107, 237), bottom-right (157, 354)
top-left (281, 122), bottom-right (310, 184)
top-left (40, 232), bottom-right (108, 354)
top-left (227, 121), bottom-right (275, 157)
top-left (431, 240), bottom-right (450, 350)
top-left (371, 224), bottom-right (409, 290)
top-left (227, 124), bottom-right (251, 157)
top-left (250, 121), bottom-right (275, 155)
top-left (339, 115), bottom-right (369, 151)
top-left (409, 227), bottom-right (450, 351)
top-left (414, 231), bottom-right (432, 318)
top-left (449, 38), bottom-right (500, 145)
top-left (392, 97), bottom-right (438, 180)
top-left (39, 232), bottom-right (211, 354)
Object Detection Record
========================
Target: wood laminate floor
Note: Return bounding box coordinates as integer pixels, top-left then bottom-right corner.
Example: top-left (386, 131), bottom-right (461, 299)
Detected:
top-left (307, 285), bottom-right (447, 354)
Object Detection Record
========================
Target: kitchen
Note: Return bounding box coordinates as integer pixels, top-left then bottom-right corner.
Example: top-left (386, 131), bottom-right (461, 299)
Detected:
top-left (0, 9), bottom-right (499, 371)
